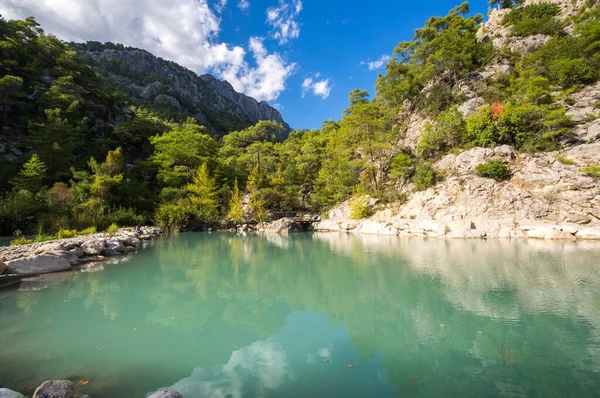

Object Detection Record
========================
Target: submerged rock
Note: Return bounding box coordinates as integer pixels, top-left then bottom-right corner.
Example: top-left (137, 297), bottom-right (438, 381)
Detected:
top-left (32, 380), bottom-right (74, 398)
top-left (5, 255), bottom-right (71, 276)
top-left (0, 388), bottom-right (25, 398)
top-left (0, 274), bottom-right (21, 288)
top-left (148, 391), bottom-right (182, 398)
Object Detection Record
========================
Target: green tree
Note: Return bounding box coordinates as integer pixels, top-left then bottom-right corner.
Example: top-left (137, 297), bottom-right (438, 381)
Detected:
top-left (187, 163), bottom-right (219, 221)
top-left (11, 154), bottom-right (47, 193)
top-left (0, 75), bottom-right (24, 132)
top-left (228, 179), bottom-right (245, 222)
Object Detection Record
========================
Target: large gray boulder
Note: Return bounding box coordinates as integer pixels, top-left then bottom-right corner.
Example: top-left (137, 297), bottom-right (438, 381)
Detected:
top-left (80, 240), bottom-right (105, 255)
top-left (50, 250), bottom-right (81, 266)
top-left (102, 241), bottom-right (125, 256)
top-left (0, 260), bottom-right (6, 274)
top-left (264, 218), bottom-right (304, 233)
top-left (32, 380), bottom-right (74, 398)
top-left (0, 388), bottom-right (25, 398)
top-left (0, 274), bottom-right (22, 288)
top-left (148, 391), bottom-right (182, 398)
top-left (5, 255), bottom-right (71, 276)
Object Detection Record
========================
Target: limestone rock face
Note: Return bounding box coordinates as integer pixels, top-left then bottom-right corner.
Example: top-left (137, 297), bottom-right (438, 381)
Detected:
top-left (32, 380), bottom-right (75, 398)
top-left (5, 255), bottom-right (71, 276)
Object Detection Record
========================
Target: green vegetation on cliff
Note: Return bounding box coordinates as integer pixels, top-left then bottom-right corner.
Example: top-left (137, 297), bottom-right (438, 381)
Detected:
top-left (1, 0), bottom-right (599, 235)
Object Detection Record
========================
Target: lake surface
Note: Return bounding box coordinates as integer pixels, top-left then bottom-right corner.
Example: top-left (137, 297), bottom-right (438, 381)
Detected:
top-left (1, 233), bottom-right (600, 398)
top-left (0, 236), bottom-right (11, 247)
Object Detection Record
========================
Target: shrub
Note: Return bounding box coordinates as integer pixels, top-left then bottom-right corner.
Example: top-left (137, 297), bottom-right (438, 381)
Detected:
top-left (580, 166), bottom-right (600, 177)
top-left (106, 223), bottom-right (119, 234)
top-left (413, 161), bottom-right (442, 191)
top-left (155, 200), bottom-right (191, 233)
top-left (502, 3), bottom-right (563, 36)
top-left (389, 152), bottom-right (414, 180)
top-left (10, 236), bottom-right (33, 245)
top-left (79, 226), bottom-right (97, 235)
top-left (555, 156), bottom-right (575, 166)
top-left (417, 107), bottom-right (467, 158)
top-left (57, 229), bottom-right (78, 239)
top-left (349, 196), bottom-right (371, 220)
top-left (475, 161), bottom-right (510, 181)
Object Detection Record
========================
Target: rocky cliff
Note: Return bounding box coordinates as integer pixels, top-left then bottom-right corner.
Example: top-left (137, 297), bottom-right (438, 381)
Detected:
top-left (315, 0), bottom-right (600, 239)
top-left (75, 44), bottom-right (290, 134)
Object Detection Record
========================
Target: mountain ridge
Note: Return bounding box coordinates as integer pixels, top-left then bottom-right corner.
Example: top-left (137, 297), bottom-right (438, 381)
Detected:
top-left (72, 42), bottom-right (290, 134)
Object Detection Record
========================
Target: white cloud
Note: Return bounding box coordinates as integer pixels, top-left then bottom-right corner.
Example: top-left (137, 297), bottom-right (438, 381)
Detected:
top-left (219, 37), bottom-right (296, 101)
top-left (237, 0), bottom-right (250, 10)
top-left (0, 0), bottom-right (295, 102)
top-left (266, 0), bottom-right (302, 45)
top-left (360, 54), bottom-right (391, 71)
top-left (215, 0), bottom-right (227, 13)
top-left (301, 74), bottom-right (331, 99)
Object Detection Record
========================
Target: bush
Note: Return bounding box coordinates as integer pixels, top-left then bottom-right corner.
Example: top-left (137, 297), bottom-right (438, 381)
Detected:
top-left (10, 236), bottom-right (34, 246)
top-left (57, 229), bottom-right (78, 239)
top-left (349, 196), bottom-right (371, 220)
top-left (555, 156), bottom-right (575, 166)
top-left (79, 226), bottom-right (97, 235)
top-left (106, 223), bottom-right (119, 234)
top-left (417, 107), bottom-right (467, 158)
top-left (155, 200), bottom-right (192, 233)
top-left (580, 166), bottom-right (600, 177)
top-left (413, 161), bottom-right (442, 191)
top-left (503, 3), bottom-right (563, 36)
top-left (475, 161), bottom-right (510, 181)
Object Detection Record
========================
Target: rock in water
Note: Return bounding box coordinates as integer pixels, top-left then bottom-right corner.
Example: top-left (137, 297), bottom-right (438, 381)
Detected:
top-left (5, 255), bottom-right (71, 276)
top-left (0, 388), bottom-right (25, 398)
top-left (0, 274), bottom-right (22, 288)
top-left (148, 391), bottom-right (183, 398)
top-left (80, 240), bottom-right (105, 255)
top-left (32, 380), bottom-right (75, 398)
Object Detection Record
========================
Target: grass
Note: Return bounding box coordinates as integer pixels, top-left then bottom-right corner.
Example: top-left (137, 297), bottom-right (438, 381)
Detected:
top-left (555, 155), bottom-right (576, 166)
top-left (580, 166), bottom-right (600, 177)
top-left (107, 223), bottom-right (119, 234)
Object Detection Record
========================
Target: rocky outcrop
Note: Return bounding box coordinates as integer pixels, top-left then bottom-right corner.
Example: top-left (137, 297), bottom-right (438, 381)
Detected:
top-left (316, 144), bottom-right (600, 240)
top-left (0, 389), bottom-right (25, 398)
top-left (0, 227), bottom-right (161, 279)
top-left (5, 255), bottom-right (72, 277)
top-left (148, 391), bottom-right (183, 398)
top-left (32, 380), bottom-right (74, 398)
top-left (80, 47), bottom-right (290, 135)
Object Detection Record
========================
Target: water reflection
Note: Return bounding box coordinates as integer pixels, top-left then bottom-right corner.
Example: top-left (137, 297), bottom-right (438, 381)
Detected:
top-left (0, 233), bottom-right (599, 397)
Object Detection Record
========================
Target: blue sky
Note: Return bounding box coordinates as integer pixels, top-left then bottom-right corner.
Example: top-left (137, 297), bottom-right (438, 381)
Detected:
top-left (1, 0), bottom-right (489, 130)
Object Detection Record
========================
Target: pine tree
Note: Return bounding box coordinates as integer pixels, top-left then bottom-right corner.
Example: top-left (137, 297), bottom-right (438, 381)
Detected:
top-left (246, 165), bottom-right (268, 222)
top-left (228, 178), bottom-right (245, 222)
top-left (11, 154), bottom-right (47, 193)
top-left (187, 163), bottom-right (219, 221)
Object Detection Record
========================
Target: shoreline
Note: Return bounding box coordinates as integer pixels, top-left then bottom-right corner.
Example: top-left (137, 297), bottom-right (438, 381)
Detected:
top-left (0, 226), bottom-right (161, 287)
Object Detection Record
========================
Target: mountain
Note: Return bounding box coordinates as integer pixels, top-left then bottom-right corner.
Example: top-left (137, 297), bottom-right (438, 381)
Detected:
top-left (71, 42), bottom-right (290, 135)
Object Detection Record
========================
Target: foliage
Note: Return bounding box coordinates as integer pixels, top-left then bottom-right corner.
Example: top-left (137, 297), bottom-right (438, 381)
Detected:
top-left (413, 161), bottom-right (442, 191)
top-left (580, 166), bottom-right (600, 178)
top-left (155, 200), bottom-right (192, 233)
top-left (227, 179), bottom-right (245, 222)
top-left (79, 226), bottom-right (97, 235)
top-left (11, 154), bottom-right (47, 193)
top-left (350, 196), bottom-right (371, 220)
top-left (502, 3), bottom-right (563, 36)
top-left (107, 223), bottom-right (119, 234)
top-left (57, 228), bottom-right (78, 239)
top-left (555, 156), bottom-right (575, 166)
top-left (475, 161), bottom-right (510, 181)
top-left (418, 107), bottom-right (466, 158)
top-left (187, 163), bottom-right (219, 221)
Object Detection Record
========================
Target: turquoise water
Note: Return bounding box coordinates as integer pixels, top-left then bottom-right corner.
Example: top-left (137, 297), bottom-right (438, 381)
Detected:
top-left (0, 236), bottom-right (11, 247)
top-left (1, 233), bottom-right (600, 398)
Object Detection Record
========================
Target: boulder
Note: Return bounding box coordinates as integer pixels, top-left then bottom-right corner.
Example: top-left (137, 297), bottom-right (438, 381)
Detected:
top-left (69, 247), bottom-right (85, 258)
top-left (50, 250), bottom-right (81, 266)
top-left (264, 218), bottom-right (304, 233)
top-left (0, 389), bottom-right (25, 398)
top-left (5, 255), bottom-right (71, 276)
top-left (123, 246), bottom-right (136, 253)
top-left (148, 391), bottom-right (182, 398)
top-left (80, 240), bottom-right (105, 255)
top-left (0, 274), bottom-right (21, 288)
top-left (458, 97), bottom-right (485, 118)
top-left (102, 241), bottom-right (125, 256)
top-left (0, 261), bottom-right (6, 274)
top-left (121, 236), bottom-right (140, 247)
top-left (32, 380), bottom-right (75, 398)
